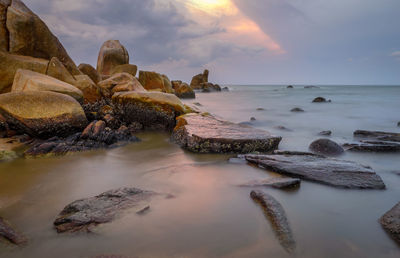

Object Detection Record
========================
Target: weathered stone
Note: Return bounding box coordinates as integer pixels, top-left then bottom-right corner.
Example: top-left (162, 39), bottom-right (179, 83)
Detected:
top-left (54, 188), bottom-right (157, 233)
top-left (222, 86), bottom-right (229, 91)
top-left (380, 202), bottom-right (400, 244)
top-left (78, 63), bottom-right (101, 84)
top-left (113, 91), bottom-right (185, 131)
top-left (0, 51), bottom-right (49, 93)
top-left (97, 40), bottom-right (129, 77)
top-left (0, 0), bottom-right (11, 51)
top-left (138, 71), bottom-right (169, 92)
top-left (190, 70), bottom-right (209, 89)
top-left (354, 130), bottom-right (400, 142)
top-left (318, 130), bottom-right (332, 136)
top-left (172, 113), bottom-right (282, 154)
top-left (305, 85), bottom-right (320, 89)
top-left (11, 69), bottom-right (83, 102)
top-left (291, 107), bottom-right (304, 112)
top-left (287, 85), bottom-right (294, 89)
top-left (274, 126), bottom-right (293, 132)
top-left (250, 191), bottom-right (295, 253)
top-left (312, 97), bottom-right (330, 103)
top-left (0, 136), bottom-right (30, 162)
top-left (239, 178), bottom-right (300, 189)
top-left (6, 0), bottom-right (81, 75)
top-left (172, 81), bottom-right (195, 99)
top-left (343, 141), bottom-right (400, 152)
top-left (0, 91), bottom-right (87, 138)
top-left (46, 57), bottom-right (77, 86)
top-left (398, 122), bottom-right (400, 127)
top-left (98, 73), bottom-right (146, 98)
top-left (110, 64), bottom-right (137, 77)
top-left (309, 138), bottom-right (344, 156)
top-left (245, 152), bottom-right (385, 189)
top-left (74, 75), bottom-right (102, 104)
top-left (0, 216), bottom-right (27, 245)
top-left (161, 74), bottom-right (174, 93)
top-left (202, 82), bottom-right (221, 93)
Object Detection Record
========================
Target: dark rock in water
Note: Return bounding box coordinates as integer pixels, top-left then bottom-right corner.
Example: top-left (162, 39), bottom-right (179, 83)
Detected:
top-left (305, 86), bottom-right (320, 89)
top-left (312, 97), bottom-right (330, 103)
top-left (343, 141), bottom-right (400, 152)
top-left (398, 122), bottom-right (400, 127)
top-left (201, 82), bottom-right (221, 93)
top-left (250, 117), bottom-right (257, 121)
top-left (287, 85), bottom-right (294, 89)
top-left (54, 188), bottom-right (158, 233)
top-left (318, 130), bottom-right (332, 136)
top-left (250, 191), bottom-right (296, 253)
top-left (380, 202), bottom-right (400, 245)
top-left (193, 102), bottom-right (203, 107)
top-left (245, 152), bottom-right (385, 189)
top-left (256, 108), bottom-right (265, 111)
top-left (172, 113), bottom-right (282, 154)
top-left (0, 217), bottom-right (27, 245)
top-left (354, 130), bottom-right (400, 142)
top-left (291, 107), bottom-right (304, 112)
top-left (239, 178), bottom-right (300, 189)
top-left (309, 138), bottom-right (344, 156)
top-left (222, 87), bottom-right (229, 91)
top-left (275, 126), bottom-right (293, 132)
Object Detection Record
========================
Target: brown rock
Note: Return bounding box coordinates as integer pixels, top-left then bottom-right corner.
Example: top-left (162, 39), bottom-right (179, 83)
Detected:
top-left (6, 0), bottom-right (81, 75)
top-left (380, 202), bottom-right (400, 244)
top-left (190, 69), bottom-right (209, 89)
top-left (172, 81), bottom-right (195, 99)
top-left (78, 63), bottom-right (101, 84)
top-left (0, 216), bottom-right (27, 245)
top-left (0, 0), bottom-right (11, 51)
top-left (74, 75), bottom-right (102, 104)
top-left (110, 64), bottom-right (137, 77)
top-left (97, 40), bottom-right (129, 77)
top-left (161, 74), bottom-right (174, 93)
top-left (46, 57), bottom-right (77, 86)
top-left (98, 73), bottom-right (146, 98)
top-left (138, 71), bottom-right (168, 92)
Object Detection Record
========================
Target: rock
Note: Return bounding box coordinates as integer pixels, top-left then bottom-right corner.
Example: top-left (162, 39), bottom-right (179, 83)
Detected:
top-left (172, 81), bottom-right (195, 99)
top-left (312, 97), bottom-right (330, 103)
top-left (275, 126), bottom-right (293, 132)
top-left (172, 113), bottom-right (282, 154)
top-left (0, 0), bottom-right (11, 51)
top-left (0, 91), bottom-right (87, 138)
top-left (222, 86), bottom-right (229, 91)
top-left (202, 82), bottom-right (221, 92)
top-left (318, 130), bottom-right (332, 136)
top-left (74, 75), bottom-right (102, 104)
top-left (287, 85), bottom-right (294, 89)
top-left (110, 64), bottom-right (138, 77)
top-left (78, 63), bottom-right (101, 84)
top-left (46, 57), bottom-right (77, 86)
top-left (354, 130), bottom-right (400, 142)
top-left (54, 188), bottom-right (157, 233)
top-left (97, 40), bottom-right (129, 78)
top-left (309, 138), bottom-right (344, 156)
top-left (245, 152), bottom-right (385, 189)
top-left (250, 117), bottom-right (257, 121)
top-left (398, 122), bottom-right (400, 127)
top-left (138, 71), bottom-right (170, 93)
top-left (0, 136), bottom-right (29, 162)
top-left (380, 202), bottom-right (400, 244)
top-left (291, 107), bottom-right (304, 112)
top-left (304, 86), bottom-right (320, 89)
top-left (343, 141), bottom-right (400, 152)
top-left (98, 73), bottom-right (146, 98)
top-left (6, 0), bottom-right (81, 75)
top-left (239, 178), bottom-right (300, 189)
top-left (250, 191), bottom-right (295, 253)
top-left (0, 51), bottom-right (49, 93)
top-left (113, 91), bottom-right (186, 131)
top-left (11, 69), bottom-right (83, 102)
top-left (190, 69), bottom-right (209, 89)
top-left (0, 216), bottom-right (27, 245)
top-left (161, 74), bottom-right (174, 94)
top-left (257, 108), bottom-right (265, 111)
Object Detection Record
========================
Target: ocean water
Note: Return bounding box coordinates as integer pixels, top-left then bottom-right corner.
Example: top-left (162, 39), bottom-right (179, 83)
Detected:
top-left (0, 85), bottom-right (399, 258)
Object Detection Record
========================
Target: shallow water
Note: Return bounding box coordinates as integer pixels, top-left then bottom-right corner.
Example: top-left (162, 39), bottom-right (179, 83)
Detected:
top-left (1, 85), bottom-right (400, 258)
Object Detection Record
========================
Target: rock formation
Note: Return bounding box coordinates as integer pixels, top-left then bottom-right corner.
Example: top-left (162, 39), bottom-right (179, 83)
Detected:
top-left (111, 64), bottom-right (138, 77)
top-left (138, 71), bottom-right (173, 93)
top-left (172, 80), bottom-right (195, 99)
top-left (190, 69), bottom-right (209, 89)
top-left (380, 202), bottom-right (400, 244)
top-left (309, 138), bottom-right (344, 156)
top-left (98, 73), bottom-right (146, 98)
top-left (78, 63), bottom-right (101, 84)
top-left (97, 40), bottom-right (129, 78)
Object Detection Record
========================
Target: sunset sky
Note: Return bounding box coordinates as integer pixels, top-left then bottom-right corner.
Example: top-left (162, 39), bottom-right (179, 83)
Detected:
top-left (28, 0), bottom-right (400, 85)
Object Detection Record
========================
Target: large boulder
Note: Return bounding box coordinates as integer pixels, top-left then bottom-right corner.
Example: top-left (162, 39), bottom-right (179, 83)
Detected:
top-left (0, 91), bottom-right (88, 137)
top-left (110, 64), bottom-right (138, 77)
top-left (190, 69), bottom-right (209, 89)
top-left (46, 57), bottom-right (77, 86)
top-left (161, 74), bottom-right (174, 93)
top-left (97, 40), bottom-right (129, 78)
top-left (98, 73), bottom-right (146, 98)
top-left (309, 138), bottom-right (344, 156)
top-left (112, 91), bottom-right (186, 131)
top-left (0, 51), bottom-right (49, 93)
top-left (78, 63), bottom-right (101, 84)
top-left (6, 0), bottom-right (81, 75)
top-left (201, 82), bottom-right (221, 93)
top-left (74, 75), bottom-right (102, 104)
top-left (11, 69), bottom-right (83, 102)
top-left (0, 0), bottom-right (11, 51)
top-left (138, 71), bottom-right (171, 93)
top-left (172, 113), bottom-right (282, 153)
top-left (380, 202), bottom-right (400, 244)
top-left (172, 80), bottom-right (195, 99)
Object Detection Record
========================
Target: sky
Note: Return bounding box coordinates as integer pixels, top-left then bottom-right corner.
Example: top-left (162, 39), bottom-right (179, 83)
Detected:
top-left (27, 0), bottom-right (400, 85)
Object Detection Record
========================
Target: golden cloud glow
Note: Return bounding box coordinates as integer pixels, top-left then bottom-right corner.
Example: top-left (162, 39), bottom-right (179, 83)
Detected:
top-left (186, 0), bottom-right (238, 16)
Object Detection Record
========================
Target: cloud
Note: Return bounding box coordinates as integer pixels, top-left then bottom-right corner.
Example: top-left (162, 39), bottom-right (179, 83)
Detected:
top-left (390, 51), bottom-right (400, 59)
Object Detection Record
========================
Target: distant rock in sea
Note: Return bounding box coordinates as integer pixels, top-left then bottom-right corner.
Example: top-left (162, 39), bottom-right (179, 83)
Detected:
top-left (312, 97), bottom-right (331, 103)
top-left (309, 138), bottom-right (344, 156)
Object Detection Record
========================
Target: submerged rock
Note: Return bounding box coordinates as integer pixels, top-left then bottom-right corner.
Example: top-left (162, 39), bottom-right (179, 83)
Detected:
top-left (287, 85), bottom-right (294, 89)
top-left (239, 178), bottom-right (300, 189)
top-left (312, 97), bottom-right (330, 103)
top-left (309, 138), bottom-right (344, 156)
top-left (250, 191), bottom-right (296, 253)
top-left (54, 188), bottom-right (157, 233)
top-left (305, 86), bottom-right (320, 89)
top-left (318, 130), bottom-right (332, 136)
top-left (245, 152), bottom-right (385, 189)
top-left (354, 130), bottom-right (400, 142)
top-left (380, 202), bottom-right (400, 244)
top-left (172, 113), bottom-right (282, 153)
top-left (0, 217), bottom-right (27, 245)
top-left (291, 107), bottom-right (304, 112)
top-left (97, 40), bottom-right (129, 78)
top-left (343, 141), bottom-right (400, 152)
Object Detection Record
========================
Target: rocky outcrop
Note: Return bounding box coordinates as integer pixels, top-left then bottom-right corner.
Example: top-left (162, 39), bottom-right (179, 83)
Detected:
top-left (344, 130), bottom-right (400, 152)
top-left (202, 82), bottom-right (222, 93)
top-left (78, 63), bottom-right (101, 84)
top-left (172, 80), bottom-right (195, 99)
top-left (110, 64), bottom-right (138, 77)
top-left (54, 188), bottom-right (157, 233)
top-left (239, 177), bottom-right (300, 189)
top-left (98, 73), bottom-right (146, 98)
top-left (138, 71), bottom-right (171, 93)
top-left (74, 75), bottom-right (102, 104)
top-left (46, 57), bottom-right (77, 86)
top-left (245, 152), bottom-right (385, 189)
top-left (113, 91), bottom-right (186, 131)
top-left (250, 191), bottom-right (295, 253)
top-left (6, 0), bottom-right (80, 75)
top-left (161, 74), bottom-right (174, 93)
top-left (309, 138), bottom-right (344, 156)
top-left (312, 97), bottom-right (330, 103)
top-left (380, 202), bottom-right (400, 244)
top-left (0, 91), bottom-right (87, 138)
top-left (11, 69), bottom-right (83, 102)
top-left (190, 69), bottom-right (209, 90)
top-left (0, 136), bottom-right (29, 162)
top-left (0, 216), bottom-right (27, 245)
top-left (97, 40), bottom-right (129, 78)
top-left (318, 130), bottom-right (332, 136)
top-left (172, 113), bottom-right (282, 154)
top-left (354, 130), bottom-right (400, 142)
top-left (0, 51), bottom-right (49, 93)
top-left (0, 0), bottom-right (11, 51)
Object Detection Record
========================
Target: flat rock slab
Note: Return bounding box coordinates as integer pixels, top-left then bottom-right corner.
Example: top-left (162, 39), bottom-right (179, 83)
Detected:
top-left (0, 217), bottom-right (27, 245)
top-left (354, 130), bottom-right (400, 142)
top-left (380, 202), bottom-right (400, 245)
top-left (239, 178), bottom-right (301, 189)
top-left (245, 152), bottom-right (385, 189)
top-left (54, 188), bottom-right (158, 233)
top-left (344, 140), bottom-right (400, 152)
top-left (172, 114), bottom-right (282, 153)
top-left (250, 190), bottom-right (295, 253)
